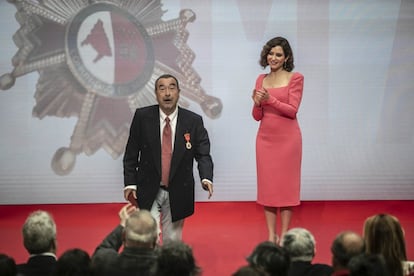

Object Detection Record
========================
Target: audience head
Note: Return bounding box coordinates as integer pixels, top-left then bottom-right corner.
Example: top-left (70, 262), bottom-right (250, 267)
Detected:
top-left (22, 210), bottom-right (57, 254)
top-left (331, 231), bottom-right (365, 271)
top-left (282, 227), bottom-right (315, 262)
top-left (154, 240), bottom-right (200, 276)
top-left (53, 248), bottom-right (91, 276)
top-left (247, 241), bottom-right (290, 276)
top-left (0, 253), bottom-right (17, 276)
top-left (363, 213), bottom-right (406, 276)
top-left (348, 253), bottom-right (390, 276)
top-left (123, 209), bottom-right (158, 248)
top-left (232, 265), bottom-right (269, 276)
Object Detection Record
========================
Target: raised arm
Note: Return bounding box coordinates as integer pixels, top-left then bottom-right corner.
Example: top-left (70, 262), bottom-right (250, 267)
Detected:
top-left (263, 73), bottom-right (304, 119)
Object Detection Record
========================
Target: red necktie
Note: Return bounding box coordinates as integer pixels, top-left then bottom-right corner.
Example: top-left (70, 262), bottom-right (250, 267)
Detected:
top-left (161, 117), bottom-right (172, 187)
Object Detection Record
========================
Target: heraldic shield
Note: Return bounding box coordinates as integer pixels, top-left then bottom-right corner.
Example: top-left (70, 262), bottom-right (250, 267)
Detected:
top-left (0, 0), bottom-right (222, 175)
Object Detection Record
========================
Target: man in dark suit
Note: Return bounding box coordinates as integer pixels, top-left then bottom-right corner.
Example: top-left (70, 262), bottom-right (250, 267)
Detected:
top-left (123, 74), bottom-right (214, 243)
top-left (17, 210), bottom-right (57, 276)
top-left (92, 204), bottom-right (158, 276)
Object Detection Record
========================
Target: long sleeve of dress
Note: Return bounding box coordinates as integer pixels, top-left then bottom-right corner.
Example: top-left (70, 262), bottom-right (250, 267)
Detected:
top-left (252, 105), bottom-right (264, 121)
top-left (252, 74), bottom-right (265, 121)
top-left (263, 73), bottom-right (304, 119)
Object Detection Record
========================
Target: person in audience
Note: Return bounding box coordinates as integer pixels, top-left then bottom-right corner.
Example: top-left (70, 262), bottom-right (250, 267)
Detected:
top-left (247, 241), bottom-right (290, 276)
top-left (152, 240), bottom-right (201, 276)
top-left (282, 227), bottom-right (333, 276)
top-left (0, 253), bottom-right (17, 276)
top-left (92, 203), bottom-right (158, 276)
top-left (53, 248), bottom-right (91, 276)
top-left (363, 213), bottom-right (414, 276)
top-left (348, 253), bottom-right (390, 276)
top-left (232, 265), bottom-right (269, 276)
top-left (17, 210), bottom-right (58, 276)
top-left (330, 231), bottom-right (365, 276)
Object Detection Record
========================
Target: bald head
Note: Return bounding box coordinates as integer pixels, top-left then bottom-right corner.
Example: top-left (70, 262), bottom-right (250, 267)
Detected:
top-left (331, 231), bottom-right (365, 270)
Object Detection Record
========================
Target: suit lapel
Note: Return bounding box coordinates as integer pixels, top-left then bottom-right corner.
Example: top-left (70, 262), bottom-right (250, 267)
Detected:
top-left (143, 107), bottom-right (161, 176)
top-left (170, 108), bottom-right (187, 180)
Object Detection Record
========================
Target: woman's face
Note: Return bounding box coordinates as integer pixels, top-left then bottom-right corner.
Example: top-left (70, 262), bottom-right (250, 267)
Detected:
top-left (267, 46), bottom-right (287, 71)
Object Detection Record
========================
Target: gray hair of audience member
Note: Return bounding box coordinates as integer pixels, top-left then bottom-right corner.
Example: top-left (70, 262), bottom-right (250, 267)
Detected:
top-left (124, 209), bottom-right (158, 246)
top-left (22, 210), bottom-right (57, 254)
top-left (331, 231), bottom-right (365, 268)
top-left (282, 227), bottom-right (315, 262)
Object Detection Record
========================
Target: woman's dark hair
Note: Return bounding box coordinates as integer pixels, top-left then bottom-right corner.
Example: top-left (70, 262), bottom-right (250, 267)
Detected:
top-left (259, 36), bottom-right (294, 71)
top-left (363, 214), bottom-right (407, 276)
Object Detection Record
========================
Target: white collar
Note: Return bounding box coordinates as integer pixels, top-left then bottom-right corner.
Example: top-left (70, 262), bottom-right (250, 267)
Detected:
top-left (159, 107), bottom-right (178, 122)
top-left (29, 252), bottom-right (57, 259)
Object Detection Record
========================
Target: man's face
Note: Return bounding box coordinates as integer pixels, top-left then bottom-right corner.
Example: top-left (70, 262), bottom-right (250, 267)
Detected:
top-left (155, 77), bottom-right (180, 115)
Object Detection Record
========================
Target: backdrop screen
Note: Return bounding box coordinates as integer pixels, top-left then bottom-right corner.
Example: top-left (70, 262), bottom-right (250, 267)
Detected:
top-left (0, 0), bottom-right (413, 204)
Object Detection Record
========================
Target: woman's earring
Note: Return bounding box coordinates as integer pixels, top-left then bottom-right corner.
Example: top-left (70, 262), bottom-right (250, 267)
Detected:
top-left (283, 60), bottom-right (287, 70)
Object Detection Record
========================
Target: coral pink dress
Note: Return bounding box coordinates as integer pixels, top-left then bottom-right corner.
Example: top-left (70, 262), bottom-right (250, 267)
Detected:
top-left (252, 72), bottom-right (304, 207)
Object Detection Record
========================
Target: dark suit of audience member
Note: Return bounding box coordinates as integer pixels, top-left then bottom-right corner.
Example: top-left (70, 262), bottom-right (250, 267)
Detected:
top-left (247, 241), bottom-right (290, 276)
top-left (92, 204), bottom-right (158, 276)
top-left (330, 231), bottom-right (365, 276)
top-left (17, 210), bottom-right (57, 276)
top-left (282, 228), bottom-right (333, 276)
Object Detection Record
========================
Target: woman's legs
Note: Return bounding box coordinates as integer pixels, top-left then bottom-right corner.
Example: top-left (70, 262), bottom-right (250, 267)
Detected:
top-left (264, 206), bottom-right (278, 243)
top-left (280, 207), bottom-right (292, 242)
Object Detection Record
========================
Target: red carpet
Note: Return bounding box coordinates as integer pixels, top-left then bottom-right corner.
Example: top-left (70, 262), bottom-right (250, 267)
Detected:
top-left (1, 201), bottom-right (413, 275)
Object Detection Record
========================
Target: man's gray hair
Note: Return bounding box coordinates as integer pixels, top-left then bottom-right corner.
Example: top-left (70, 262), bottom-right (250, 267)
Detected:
top-left (282, 227), bottom-right (315, 262)
top-left (22, 210), bottom-right (57, 254)
top-left (125, 209), bottom-right (158, 244)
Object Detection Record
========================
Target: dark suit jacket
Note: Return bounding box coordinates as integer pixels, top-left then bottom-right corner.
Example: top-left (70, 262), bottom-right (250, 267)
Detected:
top-left (123, 105), bottom-right (214, 221)
top-left (17, 255), bottom-right (57, 276)
top-left (92, 225), bottom-right (157, 276)
top-left (288, 261), bottom-right (333, 276)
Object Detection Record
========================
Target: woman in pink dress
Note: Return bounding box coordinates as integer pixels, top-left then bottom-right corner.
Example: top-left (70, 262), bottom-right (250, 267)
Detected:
top-left (252, 36), bottom-right (304, 244)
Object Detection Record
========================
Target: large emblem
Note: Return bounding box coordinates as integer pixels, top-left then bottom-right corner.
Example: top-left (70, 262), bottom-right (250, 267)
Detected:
top-left (0, 0), bottom-right (222, 175)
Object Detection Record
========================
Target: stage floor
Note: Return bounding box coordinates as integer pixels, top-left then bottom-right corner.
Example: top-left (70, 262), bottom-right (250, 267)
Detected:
top-left (1, 201), bottom-right (413, 275)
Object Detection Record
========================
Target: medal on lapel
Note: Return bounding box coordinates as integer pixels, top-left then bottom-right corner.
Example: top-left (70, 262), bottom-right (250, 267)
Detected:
top-left (184, 133), bottom-right (192, 149)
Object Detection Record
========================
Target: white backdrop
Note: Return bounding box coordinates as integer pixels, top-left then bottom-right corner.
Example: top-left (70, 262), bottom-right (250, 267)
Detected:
top-left (0, 0), bottom-right (413, 204)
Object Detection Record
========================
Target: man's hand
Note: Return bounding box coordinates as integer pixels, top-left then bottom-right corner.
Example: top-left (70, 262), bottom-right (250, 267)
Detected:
top-left (124, 188), bottom-right (136, 201)
top-left (202, 181), bottom-right (213, 199)
top-left (119, 203), bottom-right (137, 227)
